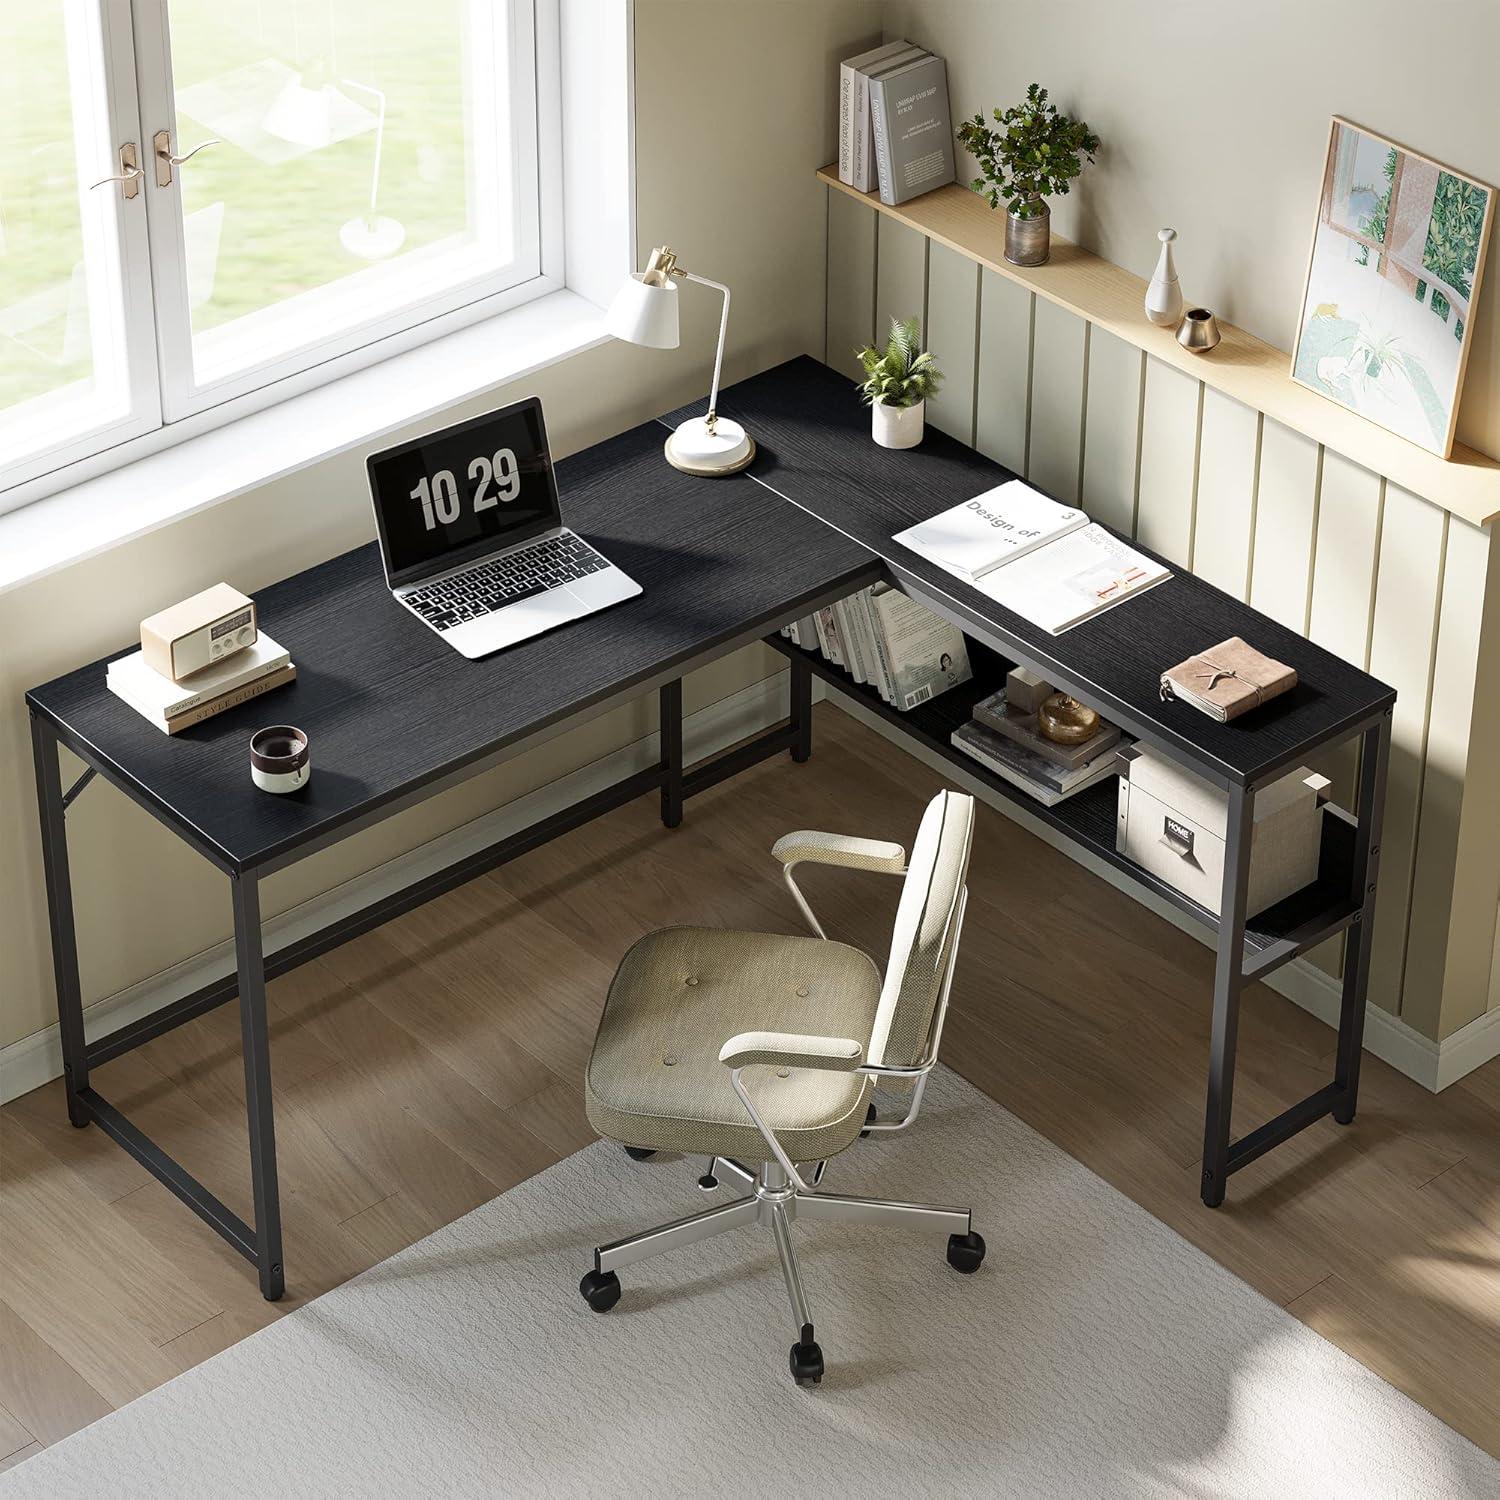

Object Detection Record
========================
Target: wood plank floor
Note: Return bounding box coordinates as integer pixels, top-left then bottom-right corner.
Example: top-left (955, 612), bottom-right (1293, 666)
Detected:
top-left (3, 703), bottom-right (1498, 1466)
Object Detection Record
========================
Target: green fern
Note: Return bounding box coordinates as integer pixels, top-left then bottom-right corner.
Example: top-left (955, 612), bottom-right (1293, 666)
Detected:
top-left (855, 316), bottom-right (943, 409)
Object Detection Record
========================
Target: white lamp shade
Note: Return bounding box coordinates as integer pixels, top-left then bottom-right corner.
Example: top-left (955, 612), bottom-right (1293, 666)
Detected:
top-left (607, 273), bottom-right (680, 349)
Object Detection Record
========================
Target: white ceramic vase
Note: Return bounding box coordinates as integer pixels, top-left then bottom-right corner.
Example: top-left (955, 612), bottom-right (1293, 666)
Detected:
top-left (872, 400), bottom-right (924, 449)
top-left (1145, 228), bottom-right (1184, 328)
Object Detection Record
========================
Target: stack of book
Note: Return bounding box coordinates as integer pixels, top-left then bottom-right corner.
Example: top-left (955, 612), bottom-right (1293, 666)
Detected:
top-left (951, 689), bottom-right (1122, 808)
top-left (781, 584), bottom-right (972, 712)
top-left (837, 40), bottom-right (954, 207)
top-left (107, 633), bottom-right (296, 734)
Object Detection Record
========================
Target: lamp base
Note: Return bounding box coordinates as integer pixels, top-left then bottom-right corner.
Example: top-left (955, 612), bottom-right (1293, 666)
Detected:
top-left (340, 215), bottom-right (406, 260)
top-left (664, 416), bottom-right (755, 476)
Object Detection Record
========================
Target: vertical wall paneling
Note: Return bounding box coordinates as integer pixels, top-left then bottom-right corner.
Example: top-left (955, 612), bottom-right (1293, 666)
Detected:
top-left (1135, 359), bottom-right (1202, 566)
top-left (1365, 487), bottom-right (1446, 1015)
top-left (924, 241), bottom-right (980, 443)
top-left (875, 215), bottom-right (927, 349)
top-left (1249, 420), bottom-right (1321, 632)
top-left (1402, 519), bottom-right (1491, 1036)
top-left (973, 269), bottom-right (1032, 476)
top-left (1026, 298), bottom-right (1088, 502)
top-left (1192, 391), bottom-right (1261, 599)
top-left (824, 189), bottom-right (877, 378)
top-left (1080, 328), bottom-right (1144, 536)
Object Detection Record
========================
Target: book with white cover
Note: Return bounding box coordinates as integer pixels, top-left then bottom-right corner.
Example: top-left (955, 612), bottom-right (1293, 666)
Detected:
top-left (976, 524), bottom-right (1170, 633)
top-left (870, 588), bottom-right (971, 710)
top-left (895, 481), bottom-right (1087, 579)
top-left (107, 633), bottom-right (291, 719)
top-left (858, 588), bottom-right (896, 703)
top-left (834, 596), bottom-right (868, 683)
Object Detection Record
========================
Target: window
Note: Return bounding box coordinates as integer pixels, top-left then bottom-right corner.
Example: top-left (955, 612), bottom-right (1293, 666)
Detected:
top-left (1, 0), bottom-right (553, 505)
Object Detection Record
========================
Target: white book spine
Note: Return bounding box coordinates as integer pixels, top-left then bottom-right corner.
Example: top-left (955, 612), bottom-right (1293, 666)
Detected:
top-left (838, 63), bottom-right (855, 183)
top-left (834, 597), bottom-right (864, 682)
top-left (861, 589), bottom-right (896, 703)
top-left (852, 67), bottom-right (872, 191)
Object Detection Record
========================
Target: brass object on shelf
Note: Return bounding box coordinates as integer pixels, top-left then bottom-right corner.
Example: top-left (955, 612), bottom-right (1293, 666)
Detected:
top-left (1037, 693), bottom-right (1101, 745)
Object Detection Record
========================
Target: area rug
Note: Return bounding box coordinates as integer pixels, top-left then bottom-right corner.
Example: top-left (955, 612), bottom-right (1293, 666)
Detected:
top-left (4, 1068), bottom-right (1494, 1498)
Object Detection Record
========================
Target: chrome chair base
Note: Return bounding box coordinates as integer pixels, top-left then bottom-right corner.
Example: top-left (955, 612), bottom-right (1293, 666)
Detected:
top-left (581, 1157), bottom-right (983, 1384)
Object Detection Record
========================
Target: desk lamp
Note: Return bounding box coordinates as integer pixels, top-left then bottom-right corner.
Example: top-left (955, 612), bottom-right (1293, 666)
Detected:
top-left (607, 246), bottom-right (755, 476)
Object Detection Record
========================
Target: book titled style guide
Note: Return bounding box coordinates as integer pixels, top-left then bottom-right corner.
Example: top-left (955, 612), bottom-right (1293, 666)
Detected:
top-left (894, 480), bottom-right (1171, 634)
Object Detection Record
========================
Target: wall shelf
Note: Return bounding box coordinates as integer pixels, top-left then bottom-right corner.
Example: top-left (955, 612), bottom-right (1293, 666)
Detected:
top-left (818, 165), bottom-right (1500, 528)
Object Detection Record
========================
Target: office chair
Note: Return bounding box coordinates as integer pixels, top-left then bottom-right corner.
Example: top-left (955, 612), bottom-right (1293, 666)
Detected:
top-left (577, 788), bottom-right (983, 1386)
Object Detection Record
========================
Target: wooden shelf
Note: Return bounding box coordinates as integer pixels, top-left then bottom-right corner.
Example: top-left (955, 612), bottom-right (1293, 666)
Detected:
top-left (818, 165), bottom-right (1500, 528)
top-left (769, 634), bottom-right (1360, 980)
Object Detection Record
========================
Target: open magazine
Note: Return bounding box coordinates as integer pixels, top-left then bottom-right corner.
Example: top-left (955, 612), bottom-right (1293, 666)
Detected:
top-left (894, 480), bottom-right (1170, 633)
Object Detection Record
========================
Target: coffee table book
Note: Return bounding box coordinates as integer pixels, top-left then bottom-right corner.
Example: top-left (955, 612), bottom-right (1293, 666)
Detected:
top-left (972, 691), bottom-right (1121, 771)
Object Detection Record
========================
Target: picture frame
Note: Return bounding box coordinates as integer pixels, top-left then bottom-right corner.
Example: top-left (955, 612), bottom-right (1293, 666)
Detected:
top-left (1291, 116), bottom-right (1494, 460)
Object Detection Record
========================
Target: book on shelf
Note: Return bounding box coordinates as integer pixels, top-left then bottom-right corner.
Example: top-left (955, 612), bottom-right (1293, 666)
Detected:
top-left (894, 482), bottom-right (1170, 634)
top-left (868, 51), bottom-right (955, 207)
top-left (950, 720), bottom-right (1118, 807)
top-left (971, 692), bottom-right (1122, 771)
top-left (894, 480), bottom-right (1087, 580)
top-left (838, 40), bottom-right (918, 188)
top-left (868, 584), bottom-right (971, 709)
top-left (111, 662), bottom-right (298, 735)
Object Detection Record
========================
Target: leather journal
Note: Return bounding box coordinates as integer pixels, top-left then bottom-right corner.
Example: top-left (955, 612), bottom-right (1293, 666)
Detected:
top-left (1159, 636), bottom-right (1296, 723)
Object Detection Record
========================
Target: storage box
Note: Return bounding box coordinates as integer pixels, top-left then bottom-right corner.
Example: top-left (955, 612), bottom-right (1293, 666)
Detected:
top-left (1115, 746), bottom-right (1330, 919)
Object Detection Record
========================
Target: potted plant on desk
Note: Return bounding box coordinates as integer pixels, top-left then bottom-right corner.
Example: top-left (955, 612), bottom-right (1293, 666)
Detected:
top-left (956, 84), bottom-right (1100, 267)
top-left (856, 316), bottom-right (943, 449)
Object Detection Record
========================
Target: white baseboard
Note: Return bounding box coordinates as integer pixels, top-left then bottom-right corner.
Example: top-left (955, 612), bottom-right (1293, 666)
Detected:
top-left (825, 692), bottom-right (1500, 1094)
top-left (0, 668), bottom-right (819, 1107)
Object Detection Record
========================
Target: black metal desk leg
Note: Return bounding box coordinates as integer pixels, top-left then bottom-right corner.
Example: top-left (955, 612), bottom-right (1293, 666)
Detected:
top-left (232, 874), bottom-right (285, 1301)
top-left (790, 653), bottom-right (813, 763)
top-left (29, 713), bottom-right (90, 1128)
top-left (659, 679), bottom-right (683, 828)
top-left (1201, 781), bottom-right (1255, 1208)
top-left (1333, 713), bottom-right (1392, 1124)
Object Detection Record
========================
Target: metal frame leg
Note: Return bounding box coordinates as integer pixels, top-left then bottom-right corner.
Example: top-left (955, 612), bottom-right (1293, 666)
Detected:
top-left (1201, 780), bottom-right (1255, 1208)
top-left (659, 678), bottom-right (683, 828)
top-left (30, 714), bottom-right (89, 1128)
top-left (793, 1190), bottom-right (971, 1233)
top-left (770, 1202), bottom-right (811, 1334)
top-left (1333, 714), bottom-right (1391, 1124)
top-left (233, 875), bottom-right (285, 1301)
top-left (596, 1195), bottom-right (757, 1273)
top-left (790, 652), bottom-right (813, 764)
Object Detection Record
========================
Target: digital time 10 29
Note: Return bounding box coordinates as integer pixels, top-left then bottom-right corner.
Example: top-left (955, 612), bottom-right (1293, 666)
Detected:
top-left (410, 446), bottom-right (520, 530)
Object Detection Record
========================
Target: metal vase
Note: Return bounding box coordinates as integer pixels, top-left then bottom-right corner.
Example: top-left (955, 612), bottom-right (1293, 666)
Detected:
top-left (1005, 199), bottom-right (1050, 267)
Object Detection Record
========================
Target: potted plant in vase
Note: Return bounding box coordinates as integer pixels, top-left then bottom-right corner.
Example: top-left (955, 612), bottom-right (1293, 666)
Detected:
top-left (956, 84), bottom-right (1100, 268)
top-left (856, 316), bottom-right (942, 449)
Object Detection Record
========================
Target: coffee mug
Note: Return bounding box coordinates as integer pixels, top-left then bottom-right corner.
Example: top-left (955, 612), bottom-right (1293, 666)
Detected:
top-left (250, 725), bottom-right (310, 794)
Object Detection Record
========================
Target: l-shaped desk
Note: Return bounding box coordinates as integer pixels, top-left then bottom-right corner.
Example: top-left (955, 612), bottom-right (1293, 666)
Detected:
top-left (27, 357), bottom-right (1393, 1299)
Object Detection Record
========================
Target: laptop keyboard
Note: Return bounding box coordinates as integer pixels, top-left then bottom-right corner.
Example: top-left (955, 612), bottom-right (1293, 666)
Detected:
top-left (404, 533), bottom-right (611, 632)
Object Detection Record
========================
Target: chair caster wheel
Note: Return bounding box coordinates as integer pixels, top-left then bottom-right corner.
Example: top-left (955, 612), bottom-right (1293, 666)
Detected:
top-left (789, 1325), bottom-right (823, 1386)
top-left (947, 1230), bottom-right (985, 1274)
top-left (579, 1268), bottom-right (621, 1312)
top-left (860, 1101), bottom-right (878, 1139)
top-left (623, 1146), bottom-right (655, 1161)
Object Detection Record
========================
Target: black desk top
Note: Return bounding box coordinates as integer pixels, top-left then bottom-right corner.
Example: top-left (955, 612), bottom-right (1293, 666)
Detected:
top-left (686, 357), bottom-right (1394, 787)
top-left (27, 420), bottom-right (879, 874)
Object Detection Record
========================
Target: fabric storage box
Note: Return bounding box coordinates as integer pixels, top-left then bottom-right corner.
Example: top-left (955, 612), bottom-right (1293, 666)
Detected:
top-left (1115, 746), bottom-right (1330, 919)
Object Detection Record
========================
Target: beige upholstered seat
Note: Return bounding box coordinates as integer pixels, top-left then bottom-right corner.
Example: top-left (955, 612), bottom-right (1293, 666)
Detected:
top-left (586, 926), bottom-right (882, 1163)
top-left (577, 788), bottom-right (981, 1387)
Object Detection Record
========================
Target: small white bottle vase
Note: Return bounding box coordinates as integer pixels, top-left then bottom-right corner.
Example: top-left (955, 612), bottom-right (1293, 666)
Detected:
top-left (1145, 228), bottom-right (1184, 328)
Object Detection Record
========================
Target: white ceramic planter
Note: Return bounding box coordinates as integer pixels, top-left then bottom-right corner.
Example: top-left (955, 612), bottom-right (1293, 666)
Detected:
top-left (872, 400), bottom-right (925, 449)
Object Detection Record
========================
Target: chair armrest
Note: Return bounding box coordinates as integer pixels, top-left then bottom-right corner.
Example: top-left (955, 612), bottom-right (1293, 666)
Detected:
top-left (718, 1031), bottom-right (865, 1072)
top-left (770, 831), bottom-right (905, 874)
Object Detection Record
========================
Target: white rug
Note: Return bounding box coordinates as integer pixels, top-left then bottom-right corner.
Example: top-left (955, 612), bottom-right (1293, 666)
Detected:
top-left (5, 1068), bottom-right (1495, 1498)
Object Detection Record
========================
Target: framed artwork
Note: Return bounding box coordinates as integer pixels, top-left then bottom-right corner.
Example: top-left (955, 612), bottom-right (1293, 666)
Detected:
top-left (1292, 117), bottom-right (1494, 458)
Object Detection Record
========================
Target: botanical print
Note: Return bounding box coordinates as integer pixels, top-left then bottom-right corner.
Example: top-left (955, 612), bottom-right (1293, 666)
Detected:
top-left (1293, 119), bottom-right (1492, 457)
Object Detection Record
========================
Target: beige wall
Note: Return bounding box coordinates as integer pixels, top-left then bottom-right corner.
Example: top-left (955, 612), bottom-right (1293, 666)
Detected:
top-left (0, 0), bottom-right (876, 1054)
top-left (883, 0), bottom-right (1500, 461)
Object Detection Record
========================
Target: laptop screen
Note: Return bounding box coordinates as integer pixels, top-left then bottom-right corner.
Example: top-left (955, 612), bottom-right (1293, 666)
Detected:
top-left (367, 397), bottom-right (562, 589)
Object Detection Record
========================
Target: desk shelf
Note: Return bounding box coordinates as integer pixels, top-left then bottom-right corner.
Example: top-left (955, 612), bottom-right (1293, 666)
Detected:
top-left (767, 636), bottom-right (1359, 982)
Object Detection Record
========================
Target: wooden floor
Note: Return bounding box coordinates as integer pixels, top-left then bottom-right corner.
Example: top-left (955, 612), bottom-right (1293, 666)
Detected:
top-left (3, 703), bottom-right (1499, 1470)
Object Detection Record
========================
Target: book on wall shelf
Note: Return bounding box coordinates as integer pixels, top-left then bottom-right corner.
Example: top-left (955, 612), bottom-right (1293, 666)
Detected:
top-left (838, 40), bottom-right (922, 191)
top-left (868, 51), bottom-right (955, 207)
top-left (787, 583), bottom-right (971, 711)
top-left (894, 480), bottom-right (1170, 633)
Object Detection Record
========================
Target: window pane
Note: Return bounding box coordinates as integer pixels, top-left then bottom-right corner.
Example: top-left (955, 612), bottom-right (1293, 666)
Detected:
top-left (164, 0), bottom-right (530, 390)
top-left (0, 4), bottom-right (135, 477)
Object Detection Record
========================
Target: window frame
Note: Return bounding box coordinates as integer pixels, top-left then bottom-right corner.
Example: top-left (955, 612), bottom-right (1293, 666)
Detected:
top-left (1, 0), bottom-right (567, 514)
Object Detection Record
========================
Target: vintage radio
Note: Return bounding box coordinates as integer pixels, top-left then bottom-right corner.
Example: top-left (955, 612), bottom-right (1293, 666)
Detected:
top-left (140, 583), bottom-right (258, 682)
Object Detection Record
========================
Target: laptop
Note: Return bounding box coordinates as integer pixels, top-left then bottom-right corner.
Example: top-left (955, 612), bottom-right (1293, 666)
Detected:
top-left (366, 397), bottom-right (641, 659)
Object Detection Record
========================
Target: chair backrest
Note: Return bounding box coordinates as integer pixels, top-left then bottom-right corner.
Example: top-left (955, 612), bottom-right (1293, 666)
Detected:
top-left (867, 789), bottom-right (975, 1071)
